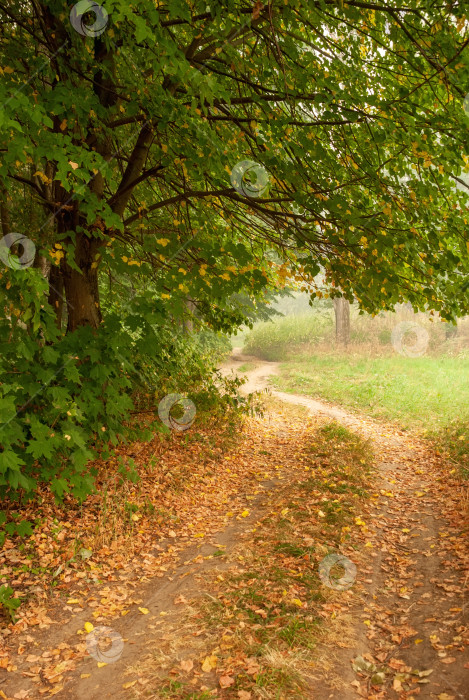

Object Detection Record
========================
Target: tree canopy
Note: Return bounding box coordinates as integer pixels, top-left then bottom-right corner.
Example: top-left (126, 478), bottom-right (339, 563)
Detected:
top-left (1, 0), bottom-right (468, 327)
top-left (0, 0), bottom-right (468, 503)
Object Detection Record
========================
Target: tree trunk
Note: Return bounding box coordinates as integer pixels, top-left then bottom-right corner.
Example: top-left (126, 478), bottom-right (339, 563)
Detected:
top-left (48, 263), bottom-right (65, 331)
top-left (333, 297), bottom-right (350, 346)
top-left (0, 185), bottom-right (10, 236)
top-left (62, 232), bottom-right (103, 332)
top-left (183, 298), bottom-right (196, 334)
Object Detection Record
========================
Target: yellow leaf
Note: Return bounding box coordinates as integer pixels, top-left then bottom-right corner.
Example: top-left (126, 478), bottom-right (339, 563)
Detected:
top-left (97, 662), bottom-right (107, 668)
top-left (80, 673), bottom-right (91, 679)
top-left (201, 655), bottom-right (218, 672)
top-left (138, 607), bottom-right (149, 615)
top-left (122, 681), bottom-right (137, 689)
top-left (240, 510), bottom-right (249, 517)
top-left (84, 622), bottom-right (94, 633)
top-left (291, 598), bottom-right (303, 608)
top-left (67, 599), bottom-right (80, 604)
top-left (59, 118), bottom-right (67, 131)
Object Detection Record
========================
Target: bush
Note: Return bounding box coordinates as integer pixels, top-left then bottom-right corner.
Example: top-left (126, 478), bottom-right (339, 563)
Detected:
top-left (0, 271), bottom-right (242, 513)
top-left (378, 329), bottom-right (391, 345)
top-left (195, 329), bottom-right (232, 362)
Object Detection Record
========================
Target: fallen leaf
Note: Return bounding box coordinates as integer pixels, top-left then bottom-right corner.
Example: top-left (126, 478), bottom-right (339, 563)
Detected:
top-left (174, 595), bottom-right (188, 605)
top-left (180, 659), bottom-right (194, 673)
top-left (138, 607), bottom-right (150, 615)
top-left (201, 655), bottom-right (218, 672)
top-left (220, 674), bottom-right (235, 688)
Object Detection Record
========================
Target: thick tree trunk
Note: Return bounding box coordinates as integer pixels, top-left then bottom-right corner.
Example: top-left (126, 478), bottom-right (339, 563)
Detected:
top-left (333, 297), bottom-right (350, 346)
top-left (62, 232), bottom-right (103, 332)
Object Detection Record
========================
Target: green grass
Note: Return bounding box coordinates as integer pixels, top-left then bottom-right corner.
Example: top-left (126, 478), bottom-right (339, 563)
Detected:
top-left (270, 353), bottom-right (469, 431)
top-left (237, 361), bottom-right (258, 372)
top-left (269, 352), bottom-right (469, 478)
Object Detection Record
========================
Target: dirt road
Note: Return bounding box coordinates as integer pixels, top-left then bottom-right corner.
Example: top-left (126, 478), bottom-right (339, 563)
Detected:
top-left (1, 354), bottom-right (467, 699)
top-left (223, 351), bottom-right (469, 699)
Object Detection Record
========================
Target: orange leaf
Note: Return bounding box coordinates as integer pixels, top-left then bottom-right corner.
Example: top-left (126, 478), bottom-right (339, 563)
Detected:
top-left (220, 674), bottom-right (235, 688)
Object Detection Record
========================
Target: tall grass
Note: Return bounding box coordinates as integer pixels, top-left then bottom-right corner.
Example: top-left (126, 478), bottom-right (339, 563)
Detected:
top-left (243, 313), bottom-right (333, 360)
top-left (243, 309), bottom-right (469, 361)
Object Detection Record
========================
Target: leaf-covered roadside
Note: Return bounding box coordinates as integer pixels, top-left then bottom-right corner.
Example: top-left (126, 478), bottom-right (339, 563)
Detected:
top-left (128, 409), bottom-right (374, 699)
top-left (0, 391), bottom-right (248, 628)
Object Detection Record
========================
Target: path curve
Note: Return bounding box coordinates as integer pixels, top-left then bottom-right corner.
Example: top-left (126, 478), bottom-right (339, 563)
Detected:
top-left (222, 351), bottom-right (469, 699)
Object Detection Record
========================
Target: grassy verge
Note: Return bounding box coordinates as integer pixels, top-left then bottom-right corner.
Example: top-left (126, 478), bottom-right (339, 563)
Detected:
top-left (149, 419), bottom-right (373, 698)
top-left (271, 354), bottom-right (469, 429)
top-left (269, 352), bottom-right (469, 478)
top-left (431, 420), bottom-right (469, 480)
